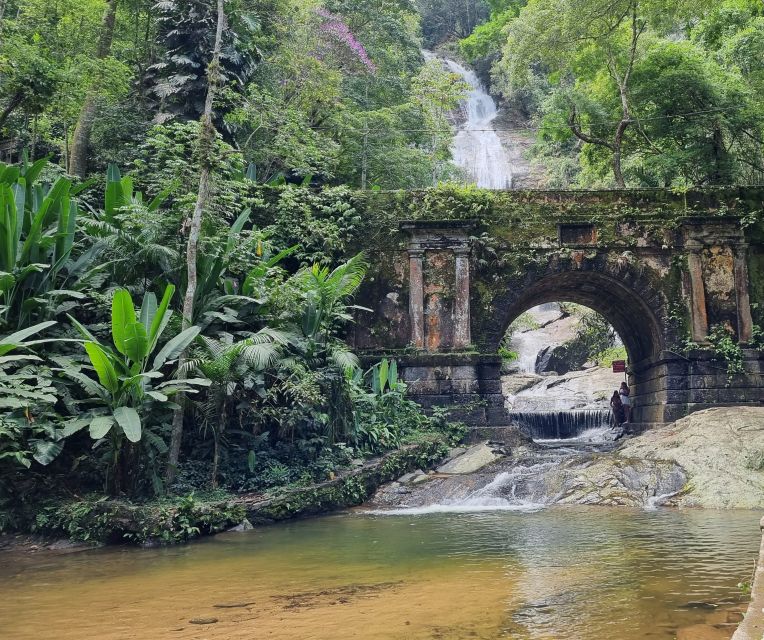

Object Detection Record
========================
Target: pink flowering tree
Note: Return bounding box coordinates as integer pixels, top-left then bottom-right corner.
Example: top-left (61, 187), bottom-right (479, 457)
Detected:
top-left (315, 8), bottom-right (377, 75)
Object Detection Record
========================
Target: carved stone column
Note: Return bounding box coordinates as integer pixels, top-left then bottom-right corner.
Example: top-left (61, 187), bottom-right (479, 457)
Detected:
top-left (408, 248), bottom-right (425, 349)
top-left (734, 244), bottom-right (754, 343)
top-left (453, 247), bottom-right (471, 349)
top-left (687, 250), bottom-right (709, 342)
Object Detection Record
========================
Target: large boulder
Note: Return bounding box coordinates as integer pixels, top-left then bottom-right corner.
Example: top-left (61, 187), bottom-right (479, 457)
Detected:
top-left (437, 443), bottom-right (502, 474)
top-left (536, 341), bottom-right (589, 375)
top-left (620, 407), bottom-right (764, 508)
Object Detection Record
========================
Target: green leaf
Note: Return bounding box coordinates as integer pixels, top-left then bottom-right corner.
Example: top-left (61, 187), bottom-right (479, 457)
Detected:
top-left (379, 359), bottom-right (389, 393)
top-left (22, 157), bottom-right (49, 184)
top-left (139, 292), bottom-right (158, 334)
top-left (123, 321), bottom-right (149, 363)
top-left (148, 284), bottom-right (175, 352)
top-left (60, 369), bottom-right (109, 401)
top-left (112, 289), bottom-right (136, 355)
top-left (152, 326), bottom-right (200, 370)
top-left (32, 440), bottom-right (63, 466)
top-left (114, 406), bottom-right (141, 443)
top-left (67, 314), bottom-right (99, 342)
top-left (0, 320), bottom-right (56, 356)
top-left (89, 415), bottom-right (115, 439)
top-left (84, 342), bottom-right (120, 394)
top-left (61, 418), bottom-right (90, 437)
top-left (146, 390), bottom-right (169, 402)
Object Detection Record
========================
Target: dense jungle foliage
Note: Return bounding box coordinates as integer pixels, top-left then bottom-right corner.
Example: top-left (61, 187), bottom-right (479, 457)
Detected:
top-left (0, 0), bottom-right (762, 537)
top-left (453, 0), bottom-right (764, 188)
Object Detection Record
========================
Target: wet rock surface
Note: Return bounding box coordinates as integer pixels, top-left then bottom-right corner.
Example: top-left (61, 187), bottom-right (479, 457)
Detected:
top-left (370, 408), bottom-right (764, 511)
top-left (436, 443), bottom-right (503, 474)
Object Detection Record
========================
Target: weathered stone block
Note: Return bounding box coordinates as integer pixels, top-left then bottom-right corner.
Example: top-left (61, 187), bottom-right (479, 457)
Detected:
top-left (450, 379), bottom-right (480, 394)
top-left (450, 365), bottom-right (477, 380)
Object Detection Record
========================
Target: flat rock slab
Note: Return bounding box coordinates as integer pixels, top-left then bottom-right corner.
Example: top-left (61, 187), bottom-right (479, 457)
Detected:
top-left (437, 443), bottom-right (501, 474)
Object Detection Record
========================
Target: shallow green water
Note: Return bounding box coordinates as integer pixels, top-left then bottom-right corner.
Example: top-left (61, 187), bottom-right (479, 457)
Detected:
top-left (0, 506), bottom-right (760, 639)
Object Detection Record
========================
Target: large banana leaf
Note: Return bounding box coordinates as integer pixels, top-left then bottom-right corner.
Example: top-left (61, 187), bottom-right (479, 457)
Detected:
top-left (148, 284), bottom-right (175, 352)
top-left (152, 326), bottom-right (201, 371)
top-left (111, 289), bottom-right (137, 356)
top-left (84, 342), bottom-right (120, 394)
top-left (113, 406), bottom-right (141, 443)
top-left (123, 321), bottom-right (149, 363)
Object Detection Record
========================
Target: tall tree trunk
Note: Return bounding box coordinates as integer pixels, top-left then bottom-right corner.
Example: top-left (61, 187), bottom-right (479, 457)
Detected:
top-left (68, 0), bottom-right (119, 177)
top-left (166, 0), bottom-right (227, 483)
top-left (0, 92), bottom-right (23, 131)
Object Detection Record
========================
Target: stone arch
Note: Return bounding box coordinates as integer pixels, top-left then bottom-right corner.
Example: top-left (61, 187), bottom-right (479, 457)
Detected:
top-left (480, 256), bottom-right (673, 369)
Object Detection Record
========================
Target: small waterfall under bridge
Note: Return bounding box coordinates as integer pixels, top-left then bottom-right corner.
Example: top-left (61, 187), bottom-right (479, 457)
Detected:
top-left (508, 410), bottom-right (613, 440)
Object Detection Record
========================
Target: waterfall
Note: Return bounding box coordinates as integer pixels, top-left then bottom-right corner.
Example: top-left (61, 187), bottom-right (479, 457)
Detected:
top-left (425, 52), bottom-right (514, 189)
top-left (508, 410), bottom-right (613, 440)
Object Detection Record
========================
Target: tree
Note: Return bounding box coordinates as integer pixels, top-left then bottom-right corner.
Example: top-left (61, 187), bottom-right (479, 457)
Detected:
top-left (496, 0), bottom-right (707, 187)
top-left (186, 330), bottom-right (286, 488)
top-left (145, 0), bottom-right (257, 126)
top-left (166, 0), bottom-right (228, 482)
top-left (416, 0), bottom-right (489, 46)
top-left (68, 0), bottom-right (120, 177)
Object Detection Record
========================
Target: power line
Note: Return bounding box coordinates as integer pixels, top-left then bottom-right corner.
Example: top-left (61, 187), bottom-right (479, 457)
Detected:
top-left (290, 106), bottom-right (747, 135)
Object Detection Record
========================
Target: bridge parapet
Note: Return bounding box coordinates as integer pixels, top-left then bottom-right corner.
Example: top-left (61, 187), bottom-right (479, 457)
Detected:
top-left (348, 188), bottom-right (764, 426)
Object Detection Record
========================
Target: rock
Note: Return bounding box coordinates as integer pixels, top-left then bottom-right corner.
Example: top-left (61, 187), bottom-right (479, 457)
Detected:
top-left (397, 472), bottom-right (417, 484)
top-left (502, 374), bottom-right (542, 397)
top-left (437, 443), bottom-right (502, 474)
top-left (537, 340), bottom-right (589, 375)
top-left (445, 446), bottom-right (467, 461)
top-left (539, 456), bottom-right (687, 507)
top-left (189, 618), bottom-right (218, 625)
top-left (620, 407), bottom-right (764, 508)
top-left (213, 602), bottom-right (255, 609)
top-left (228, 519), bottom-right (254, 532)
top-left (506, 366), bottom-right (624, 413)
top-left (411, 474), bottom-right (431, 485)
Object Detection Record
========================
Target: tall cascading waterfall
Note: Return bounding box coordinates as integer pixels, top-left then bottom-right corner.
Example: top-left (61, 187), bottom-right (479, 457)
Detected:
top-left (425, 52), bottom-right (514, 189)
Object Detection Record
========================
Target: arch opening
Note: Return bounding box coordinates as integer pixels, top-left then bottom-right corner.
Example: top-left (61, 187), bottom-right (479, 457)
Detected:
top-left (487, 270), bottom-right (670, 433)
top-left (488, 270), bottom-right (668, 367)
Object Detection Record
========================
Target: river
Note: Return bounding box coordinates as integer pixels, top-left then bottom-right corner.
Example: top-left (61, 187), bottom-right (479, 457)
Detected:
top-left (0, 508), bottom-right (759, 639)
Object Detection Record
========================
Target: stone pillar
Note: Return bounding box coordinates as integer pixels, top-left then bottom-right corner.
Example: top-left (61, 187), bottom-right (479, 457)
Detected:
top-left (687, 250), bottom-right (709, 342)
top-left (408, 248), bottom-right (425, 349)
top-left (734, 244), bottom-right (754, 343)
top-left (453, 247), bottom-right (471, 349)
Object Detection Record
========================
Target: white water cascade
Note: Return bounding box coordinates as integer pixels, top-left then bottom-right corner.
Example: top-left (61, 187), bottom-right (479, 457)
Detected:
top-left (426, 52), bottom-right (514, 189)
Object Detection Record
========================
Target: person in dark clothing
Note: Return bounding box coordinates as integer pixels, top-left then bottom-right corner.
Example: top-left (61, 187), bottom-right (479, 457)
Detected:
top-left (610, 391), bottom-right (626, 426)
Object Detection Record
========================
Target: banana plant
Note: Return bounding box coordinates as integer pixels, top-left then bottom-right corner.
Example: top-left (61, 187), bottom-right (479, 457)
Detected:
top-left (103, 164), bottom-right (169, 223)
top-left (0, 157), bottom-right (82, 329)
top-left (64, 285), bottom-right (207, 463)
top-left (369, 358), bottom-right (404, 396)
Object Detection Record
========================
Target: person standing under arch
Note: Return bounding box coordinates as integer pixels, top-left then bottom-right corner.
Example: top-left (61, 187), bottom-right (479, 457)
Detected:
top-left (610, 391), bottom-right (626, 426)
top-left (619, 382), bottom-right (631, 423)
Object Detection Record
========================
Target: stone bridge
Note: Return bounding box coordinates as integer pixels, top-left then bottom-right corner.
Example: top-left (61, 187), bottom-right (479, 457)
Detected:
top-left (351, 188), bottom-right (764, 426)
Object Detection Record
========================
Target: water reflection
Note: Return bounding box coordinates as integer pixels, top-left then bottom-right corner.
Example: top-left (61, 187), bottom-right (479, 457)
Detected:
top-left (0, 507), bottom-right (759, 639)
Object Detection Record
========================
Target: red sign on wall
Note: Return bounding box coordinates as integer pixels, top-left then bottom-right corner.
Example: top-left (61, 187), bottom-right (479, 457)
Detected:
top-left (612, 360), bottom-right (626, 373)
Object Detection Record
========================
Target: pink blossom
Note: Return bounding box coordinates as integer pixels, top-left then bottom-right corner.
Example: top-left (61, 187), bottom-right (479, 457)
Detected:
top-left (315, 8), bottom-right (377, 74)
